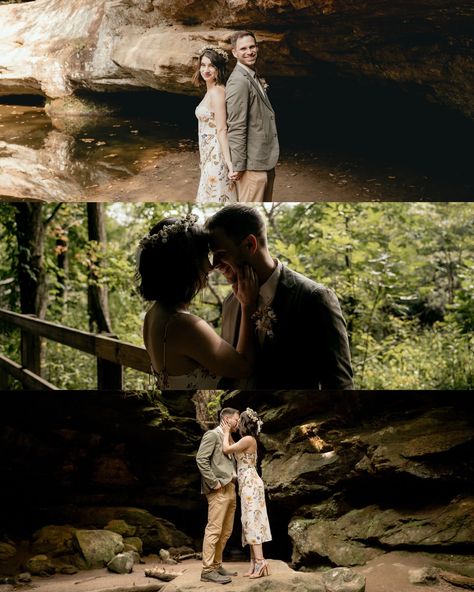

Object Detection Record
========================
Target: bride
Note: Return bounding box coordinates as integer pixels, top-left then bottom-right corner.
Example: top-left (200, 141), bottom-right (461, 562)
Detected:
top-left (193, 46), bottom-right (237, 203)
top-left (136, 214), bottom-right (258, 389)
top-left (222, 408), bottom-right (272, 579)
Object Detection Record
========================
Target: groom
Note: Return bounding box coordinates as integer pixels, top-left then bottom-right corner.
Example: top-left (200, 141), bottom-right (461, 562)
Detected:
top-left (226, 31), bottom-right (279, 202)
top-left (206, 204), bottom-right (354, 389)
top-left (196, 408), bottom-right (240, 585)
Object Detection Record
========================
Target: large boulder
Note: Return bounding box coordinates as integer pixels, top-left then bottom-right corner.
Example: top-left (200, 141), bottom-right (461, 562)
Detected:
top-left (322, 568), bottom-right (366, 592)
top-left (32, 525), bottom-right (77, 557)
top-left (25, 554), bottom-right (56, 576)
top-left (104, 520), bottom-right (136, 537)
top-left (106, 551), bottom-right (135, 574)
top-left (163, 559), bottom-right (326, 592)
top-left (66, 507), bottom-right (191, 553)
top-left (74, 529), bottom-right (124, 568)
top-left (0, 543), bottom-right (16, 562)
top-left (290, 496), bottom-right (474, 567)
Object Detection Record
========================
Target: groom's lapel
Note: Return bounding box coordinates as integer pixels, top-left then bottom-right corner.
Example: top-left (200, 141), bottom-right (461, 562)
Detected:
top-left (262, 266), bottom-right (296, 348)
top-left (237, 66), bottom-right (274, 113)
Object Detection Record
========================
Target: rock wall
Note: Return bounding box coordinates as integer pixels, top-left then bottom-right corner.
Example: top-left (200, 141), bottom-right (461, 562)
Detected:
top-left (0, 391), bottom-right (202, 538)
top-left (0, 0), bottom-right (473, 119)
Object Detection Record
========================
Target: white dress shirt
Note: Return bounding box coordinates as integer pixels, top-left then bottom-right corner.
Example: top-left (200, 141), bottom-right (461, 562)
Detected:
top-left (237, 62), bottom-right (266, 96)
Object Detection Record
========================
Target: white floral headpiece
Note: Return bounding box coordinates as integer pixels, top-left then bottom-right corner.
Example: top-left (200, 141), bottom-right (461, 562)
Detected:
top-left (198, 45), bottom-right (229, 62)
top-left (138, 214), bottom-right (198, 248)
top-left (245, 407), bottom-right (263, 435)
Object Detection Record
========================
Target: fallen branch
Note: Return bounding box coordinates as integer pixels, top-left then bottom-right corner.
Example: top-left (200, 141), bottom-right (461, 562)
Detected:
top-left (439, 570), bottom-right (474, 589)
top-left (176, 552), bottom-right (201, 561)
top-left (145, 567), bottom-right (185, 582)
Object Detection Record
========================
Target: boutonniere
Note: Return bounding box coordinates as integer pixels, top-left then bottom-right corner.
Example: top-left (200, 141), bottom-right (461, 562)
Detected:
top-left (252, 305), bottom-right (277, 339)
top-left (260, 78), bottom-right (269, 91)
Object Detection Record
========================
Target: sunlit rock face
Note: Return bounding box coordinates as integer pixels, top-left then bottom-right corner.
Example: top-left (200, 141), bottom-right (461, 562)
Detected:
top-left (0, 0), bottom-right (473, 119)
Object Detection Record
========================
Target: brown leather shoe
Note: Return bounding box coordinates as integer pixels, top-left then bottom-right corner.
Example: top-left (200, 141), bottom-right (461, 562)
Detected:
top-left (218, 566), bottom-right (238, 577)
top-left (200, 570), bottom-right (231, 584)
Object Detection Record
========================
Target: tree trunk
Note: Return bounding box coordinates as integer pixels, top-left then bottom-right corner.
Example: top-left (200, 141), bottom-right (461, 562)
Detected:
top-left (86, 204), bottom-right (122, 389)
top-left (86, 203), bottom-right (113, 334)
top-left (14, 204), bottom-right (48, 318)
top-left (14, 204), bottom-right (47, 376)
top-left (54, 231), bottom-right (69, 311)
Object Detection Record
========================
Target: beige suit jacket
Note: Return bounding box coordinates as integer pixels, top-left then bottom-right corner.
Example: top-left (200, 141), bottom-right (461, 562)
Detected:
top-left (225, 64), bottom-right (279, 171)
top-left (196, 427), bottom-right (236, 495)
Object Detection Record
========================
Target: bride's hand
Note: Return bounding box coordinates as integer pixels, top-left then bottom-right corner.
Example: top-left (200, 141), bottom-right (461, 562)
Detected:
top-left (233, 265), bottom-right (259, 310)
top-left (227, 166), bottom-right (239, 182)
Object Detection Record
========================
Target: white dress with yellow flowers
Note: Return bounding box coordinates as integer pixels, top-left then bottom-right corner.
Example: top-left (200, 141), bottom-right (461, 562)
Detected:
top-left (236, 450), bottom-right (272, 547)
top-left (195, 100), bottom-right (237, 203)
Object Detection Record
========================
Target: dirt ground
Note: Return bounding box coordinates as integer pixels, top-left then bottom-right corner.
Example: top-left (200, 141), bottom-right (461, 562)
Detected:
top-left (83, 149), bottom-right (460, 203)
top-left (5, 552), bottom-right (465, 592)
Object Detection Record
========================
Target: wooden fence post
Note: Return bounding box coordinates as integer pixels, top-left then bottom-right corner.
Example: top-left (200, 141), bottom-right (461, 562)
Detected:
top-left (0, 367), bottom-right (9, 390)
top-left (21, 324), bottom-right (42, 377)
top-left (97, 333), bottom-right (123, 390)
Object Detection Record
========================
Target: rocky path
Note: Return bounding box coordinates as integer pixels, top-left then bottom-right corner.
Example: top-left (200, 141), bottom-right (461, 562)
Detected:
top-left (6, 553), bottom-right (462, 592)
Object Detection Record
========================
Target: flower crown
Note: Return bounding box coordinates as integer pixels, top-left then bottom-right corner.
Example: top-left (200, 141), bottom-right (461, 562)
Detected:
top-left (198, 45), bottom-right (229, 63)
top-left (138, 214), bottom-right (198, 248)
top-left (245, 407), bottom-right (263, 434)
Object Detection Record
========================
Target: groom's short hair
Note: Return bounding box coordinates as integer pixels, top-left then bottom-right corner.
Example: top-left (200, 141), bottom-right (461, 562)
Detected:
top-left (230, 31), bottom-right (257, 48)
top-left (205, 204), bottom-right (267, 247)
top-left (220, 407), bottom-right (239, 420)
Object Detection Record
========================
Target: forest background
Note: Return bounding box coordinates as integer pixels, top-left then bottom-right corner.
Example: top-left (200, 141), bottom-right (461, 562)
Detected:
top-left (0, 201), bottom-right (472, 390)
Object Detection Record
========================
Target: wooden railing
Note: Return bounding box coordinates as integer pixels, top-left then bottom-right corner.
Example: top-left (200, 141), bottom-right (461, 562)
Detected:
top-left (0, 308), bottom-right (151, 390)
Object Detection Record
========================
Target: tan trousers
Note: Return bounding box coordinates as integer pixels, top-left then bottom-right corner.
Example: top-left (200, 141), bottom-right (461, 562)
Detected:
top-left (236, 169), bottom-right (275, 202)
top-left (202, 482), bottom-right (237, 573)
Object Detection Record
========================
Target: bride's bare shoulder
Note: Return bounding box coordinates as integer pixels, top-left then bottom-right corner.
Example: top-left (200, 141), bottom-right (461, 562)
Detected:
top-left (174, 311), bottom-right (208, 328)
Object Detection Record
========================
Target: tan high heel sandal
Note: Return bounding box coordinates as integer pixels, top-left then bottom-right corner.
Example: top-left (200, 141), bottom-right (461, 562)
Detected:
top-left (243, 560), bottom-right (255, 577)
top-left (249, 559), bottom-right (270, 579)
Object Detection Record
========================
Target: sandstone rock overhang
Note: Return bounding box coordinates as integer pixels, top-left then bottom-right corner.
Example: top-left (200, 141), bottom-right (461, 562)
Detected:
top-left (0, 0), bottom-right (473, 120)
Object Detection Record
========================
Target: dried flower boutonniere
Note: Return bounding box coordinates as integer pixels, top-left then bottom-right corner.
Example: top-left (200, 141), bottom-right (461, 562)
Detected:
top-left (252, 305), bottom-right (277, 339)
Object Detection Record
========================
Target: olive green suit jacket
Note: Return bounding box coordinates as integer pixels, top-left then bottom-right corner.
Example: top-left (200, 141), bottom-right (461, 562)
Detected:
top-left (225, 63), bottom-right (279, 171)
top-left (196, 427), bottom-right (236, 494)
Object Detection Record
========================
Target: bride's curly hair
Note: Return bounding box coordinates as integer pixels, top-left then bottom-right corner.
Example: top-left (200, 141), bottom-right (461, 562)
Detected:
top-left (136, 218), bottom-right (210, 307)
top-left (192, 48), bottom-right (229, 87)
top-left (239, 410), bottom-right (261, 439)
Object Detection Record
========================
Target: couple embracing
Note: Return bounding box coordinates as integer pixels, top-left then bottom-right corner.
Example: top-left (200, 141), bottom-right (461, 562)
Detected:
top-left (196, 406), bottom-right (270, 584)
top-left (194, 31), bottom-right (278, 203)
top-left (137, 204), bottom-right (353, 390)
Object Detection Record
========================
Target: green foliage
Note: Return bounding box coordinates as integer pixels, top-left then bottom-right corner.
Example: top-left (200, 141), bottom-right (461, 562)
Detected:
top-left (206, 390), bottom-right (224, 423)
top-left (0, 202), bottom-right (473, 390)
